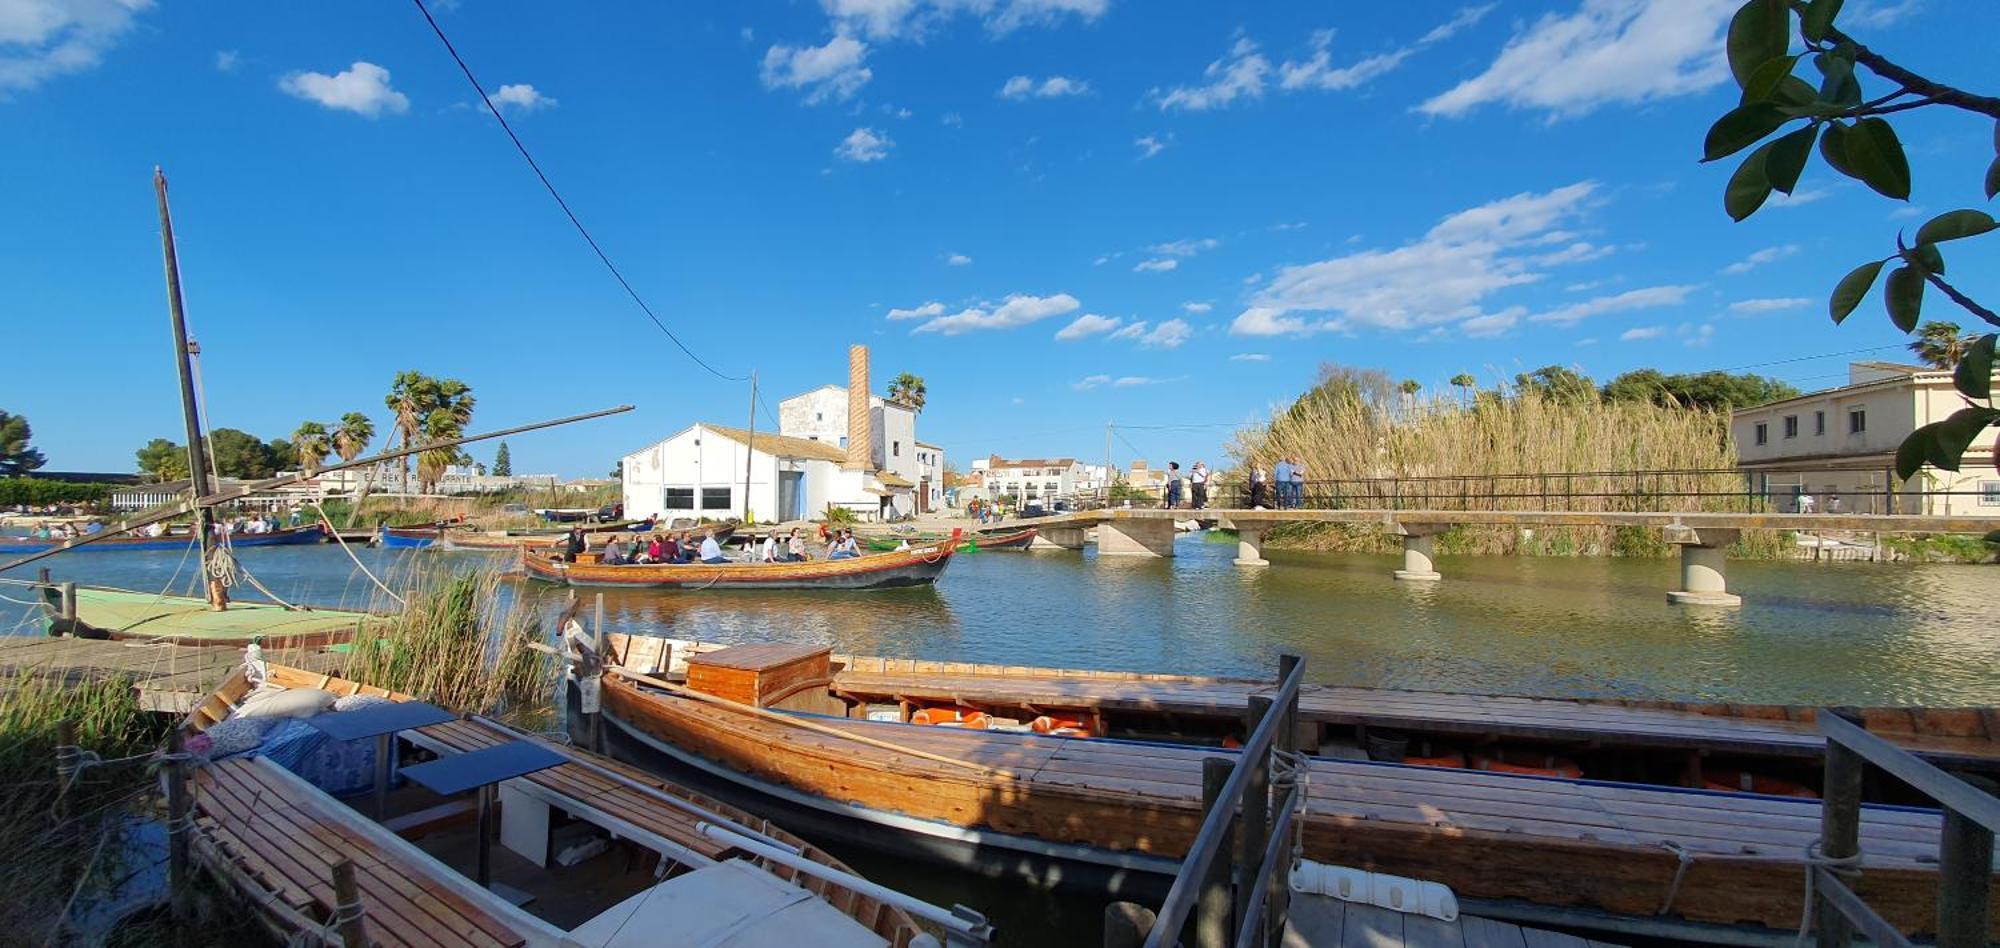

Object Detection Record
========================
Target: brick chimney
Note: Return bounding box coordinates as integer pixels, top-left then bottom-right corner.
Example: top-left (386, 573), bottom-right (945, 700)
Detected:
top-left (845, 345), bottom-right (871, 470)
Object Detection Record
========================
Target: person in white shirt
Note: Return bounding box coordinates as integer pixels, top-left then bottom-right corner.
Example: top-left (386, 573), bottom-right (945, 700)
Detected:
top-left (760, 533), bottom-right (778, 563)
top-left (1190, 461), bottom-right (1210, 510)
top-left (894, 538), bottom-right (912, 552)
top-left (787, 529), bottom-right (809, 562)
top-left (698, 530), bottom-right (725, 564)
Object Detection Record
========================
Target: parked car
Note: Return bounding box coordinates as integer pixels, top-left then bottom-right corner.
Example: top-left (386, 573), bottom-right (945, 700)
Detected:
top-left (596, 503), bottom-right (624, 523)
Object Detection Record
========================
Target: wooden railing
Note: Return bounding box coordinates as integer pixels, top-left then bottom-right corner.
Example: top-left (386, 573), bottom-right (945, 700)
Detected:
top-left (1810, 710), bottom-right (1998, 948)
top-left (1117, 654), bottom-right (1305, 948)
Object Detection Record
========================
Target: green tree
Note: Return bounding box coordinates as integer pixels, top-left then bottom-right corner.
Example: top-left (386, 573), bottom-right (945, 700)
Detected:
top-left (1602, 369), bottom-right (1799, 411)
top-left (1702, 0), bottom-right (1999, 478)
top-left (0, 411), bottom-right (45, 476)
top-left (887, 372), bottom-right (927, 412)
top-left (333, 412), bottom-right (375, 463)
top-left (492, 441), bottom-right (512, 477)
top-left (135, 438), bottom-right (189, 482)
top-left (385, 371), bottom-right (436, 494)
top-left (292, 421), bottom-right (331, 475)
top-left (209, 428), bottom-right (278, 479)
top-left (1448, 373), bottom-right (1477, 404)
top-left (1513, 365), bottom-right (1598, 405)
top-left (1907, 321), bottom-right (1975, 370)
top-left (416, 379), bottom-right (476, 493)
top-left (609, 459), bottom-right (624, 480)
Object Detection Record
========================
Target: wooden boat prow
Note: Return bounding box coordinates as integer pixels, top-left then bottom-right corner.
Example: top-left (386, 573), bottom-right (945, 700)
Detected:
top-left (185, 660), bottom-right (971, 947)
top-left (522, 531), bottom-right (961, 590)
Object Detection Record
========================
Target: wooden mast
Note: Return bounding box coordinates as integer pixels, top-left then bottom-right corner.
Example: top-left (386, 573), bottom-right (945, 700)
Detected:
top-left (154, 168), bottom-right (227, 610)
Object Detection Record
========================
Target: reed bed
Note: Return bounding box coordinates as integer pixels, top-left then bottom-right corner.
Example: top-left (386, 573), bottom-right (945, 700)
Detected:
top-left (344, 565), bottom-right (557, 716)
top-left (1230, 383), bottom-right (1786, 557)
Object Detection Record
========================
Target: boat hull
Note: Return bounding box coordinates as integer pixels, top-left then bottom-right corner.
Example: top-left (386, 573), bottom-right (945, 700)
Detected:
top-left (0, 524), bottom-right (324, 553)
top-left (522, 534), bottom-right (957, 590)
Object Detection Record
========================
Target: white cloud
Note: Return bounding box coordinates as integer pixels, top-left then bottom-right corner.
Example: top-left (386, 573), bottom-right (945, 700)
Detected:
top-left (1419, 0), bottom-right (1736, 119)
top-left (1721, 244), bottom-right (1799, 275)
top-left (1887, 205), bottom-right (1925, 220)
top-left (1157, 37), bottom-right (1270, 111)
top-left (825, 0), bottom-right (1106, 39)
top-left (279, 62), bottom-right (410, 117)
top-left (886, 301), bottom-right (946, 321)
top-left (1768, 187), bottom-right (1831, 208)
top-left (1230, 353), bottom-right (1271, 362)
top-left (1148, 237), bottom-right (1219, 257)
top-left (1134, 135), bottom-right (1166, 159)
top-left (1845, 0), bottom-right (1920, 29)
top-left (1728, 297), bottom-right (1810, 314)
top-left (1419, 4), bottom-right (1498, 44)
top-left (1526, 285), bottom-right (1697, 326)
top-left (1073, 374), bottom-right (1111, 390)
top-left (1233, 181), bottom-right (1603, 337)
top-left (1139, 318), bottom-right (1193, 348)
top-left (1133, 258), bottom-right (1178, 273)
top-left (1681, 322), bottom-right (1717, 346)
top-left (999, 74), bottom-right (1089, 99)
top-left (214, 49), bottom-right (238, 72)
top-left (1620, 326), bottom-right (1664, 341)
top-left (761, 34), bottom-right (872, 103)
top-left (907, 292), bottom-right (1080, 334)
top-left (0, 0), bottom-right (149, 94)
top-left (941, 111), bottom-right (963, 127)
top-left (1565, 280), bottom-right (1604, 292)
top-left (1054, 313), bottom-right (1122, 340)
top-left (945, 253), bottom-right (972, 266)
top-left (1108, 321), bottom-right (1146, 341)
top-left (1460, 309), bottom-right (1522, 338)
top-left (836, 126), bottom-right (893, 162)
top-left (1278, 29), bottom-right (1412, 92)
top-left (486, 82), bottom-right (556, 113)
top-left (1182, 301), bottom-right (1213, 314)
top-left (1113, 375), bottom-right (1170, 387)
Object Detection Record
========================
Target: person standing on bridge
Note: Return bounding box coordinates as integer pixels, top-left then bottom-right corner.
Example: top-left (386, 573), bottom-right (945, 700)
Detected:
top-left (1288, 456), bottom-right (1307, 509)
top-left (1164, 462), bottom-right (1184, 509)
top-left (1190, 461), bottom-right (1210, 510)
top-left (1272, 457), bottom-right (1292, 510)
top-left (1249, 463), bottom-right (1267, 508)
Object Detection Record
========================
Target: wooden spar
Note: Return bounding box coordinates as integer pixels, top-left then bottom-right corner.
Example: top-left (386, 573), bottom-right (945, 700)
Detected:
top-left (606, 666), bottom-right (1022, 779)
top-left (744, 370), bottom-right (756, 527)
top-left (0, 404), bottom-right (633, 575)
top-left (154, 168), bottom-right (226, 609)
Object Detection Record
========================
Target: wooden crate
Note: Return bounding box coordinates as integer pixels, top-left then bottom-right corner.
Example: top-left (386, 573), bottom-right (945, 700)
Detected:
top-left (686, 644), bottom-right (832, 708)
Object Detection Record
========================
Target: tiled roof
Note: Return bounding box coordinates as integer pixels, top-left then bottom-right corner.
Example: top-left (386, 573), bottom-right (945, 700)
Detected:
top-left (702, 424), bottom-right (848, 463)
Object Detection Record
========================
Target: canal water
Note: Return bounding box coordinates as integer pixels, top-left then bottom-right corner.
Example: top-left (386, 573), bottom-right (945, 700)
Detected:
top-left (7, 532), bottom-right (1996, 705)
top-left (4, 533), bottom-right (1995, 944)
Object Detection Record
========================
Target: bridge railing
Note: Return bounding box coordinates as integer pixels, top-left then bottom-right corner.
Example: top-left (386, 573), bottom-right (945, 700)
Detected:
top-left (1213, 468), bottom-right (1994, 515)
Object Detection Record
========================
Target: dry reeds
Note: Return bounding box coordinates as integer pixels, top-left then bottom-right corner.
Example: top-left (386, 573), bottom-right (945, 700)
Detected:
top-left (344, 565), bottom-right (556, 715)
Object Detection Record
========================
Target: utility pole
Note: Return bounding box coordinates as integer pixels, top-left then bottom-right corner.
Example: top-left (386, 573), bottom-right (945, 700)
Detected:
top-left (743, 370), bottom-right (757, 525)
top-left (1104, 421), bottom-right (1113, 506)
top-left (155, 168), bottom-right (226, 611)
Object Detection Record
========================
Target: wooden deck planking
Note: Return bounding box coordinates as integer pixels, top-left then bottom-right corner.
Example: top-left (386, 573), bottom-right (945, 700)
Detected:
top-left (829, 668), bottom-right (2000, 765)
top-left (1280, 897), bottom-right (1606, 948)
top-left (0, 635), bottom-right (343, 712)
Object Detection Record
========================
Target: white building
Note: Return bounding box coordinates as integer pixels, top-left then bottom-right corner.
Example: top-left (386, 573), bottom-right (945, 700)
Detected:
top-left (914, 441), bottom-right (946, 514)
top-left (981, 455), bottom-right (1082, 505)
top-left (1731, 361), bottom-right (2000, 515)
top-left (621, 345), bottom-right (923, 523)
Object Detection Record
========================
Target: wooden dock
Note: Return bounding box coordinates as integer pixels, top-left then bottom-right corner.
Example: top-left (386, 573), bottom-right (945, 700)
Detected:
top-left (829, 665), bottom-right (2000, 768)
top-left (1284, 896), bottom-right (1619, 948)
top-left (0, 635), bottom-right (343, 712)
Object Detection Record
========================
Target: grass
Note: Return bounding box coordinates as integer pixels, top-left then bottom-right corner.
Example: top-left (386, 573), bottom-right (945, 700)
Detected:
top-left (1231, 383), bottom-right (1777, 558)
top-left (1881, 533), bottom-right (1999, 563)
top-left (344, 565), bottom-right (559, 717)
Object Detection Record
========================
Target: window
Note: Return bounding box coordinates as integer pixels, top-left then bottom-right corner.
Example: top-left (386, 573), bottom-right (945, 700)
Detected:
top-left (893, 441), bottom-right (901, 457)
top-left (1754, 422), bottom-right (1768, 445)
top-left (663, 488), bottom-right (694, 510)
top-left (1982, 482), bottom-right (2000, 507)
top-left (1849, 409), bottom-right (1866, 434)
top-left (816, 412), bottom-right (823, 421)
top-left (1814, 411), bottom-right (1825, 436)
top-left (1782, 415), bottom-right (1798, 439)
top-left (700, 487), bottom-right (731, 510)
top-left (838, 437), bottom-right (847, 450)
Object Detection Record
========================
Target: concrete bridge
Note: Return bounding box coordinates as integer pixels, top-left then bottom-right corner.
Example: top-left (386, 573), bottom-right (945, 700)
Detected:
top-left (1022, 508), bottom-right (2000, 607)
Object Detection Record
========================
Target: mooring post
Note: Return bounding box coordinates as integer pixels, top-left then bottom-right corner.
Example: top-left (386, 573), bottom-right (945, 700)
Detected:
top-left (54, 718), bottom-right (78, 822)
top-left (1240, 695), bottom-right (1273, 939)
top-left (591, 592), bottom-right (607, 753)
top-left (1270, 655), bottom-right (1301, 946)
top-left (1195, 756), bottom-right (1237, 948)
top-left (1815, 709), bottom-right (1864, 948)
top-left (331, 859), bottom-right (369, 947)
top-left (59, 580), bottom-right (76, 624)
top-left (166, 726), bottom-right (191, 921)
top-left (1102, 901), bottom-right (1157, 948)
top-left (1938, 803), bottom-right (1994, 948)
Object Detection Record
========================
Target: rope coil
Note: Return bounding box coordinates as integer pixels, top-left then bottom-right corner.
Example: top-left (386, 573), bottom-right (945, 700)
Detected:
top-left (1794, 839), bottom-right (1864, 946)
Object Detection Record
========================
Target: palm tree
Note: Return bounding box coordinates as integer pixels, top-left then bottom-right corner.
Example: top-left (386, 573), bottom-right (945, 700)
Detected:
top-left (1448, 372), bottom-right (1476, 405)
top-left (415, 379), bottom-right (476, 493)
top-left (385, 371), bottom-right (434, 495)
top-left (887, 372), bottom-right (927, 412)
top-left (292, 421), bottom-right (331, 475)
top-left (333, 412), bottom-right (375, 463)
top-left (1908, 321), bottom-right (1973, 369)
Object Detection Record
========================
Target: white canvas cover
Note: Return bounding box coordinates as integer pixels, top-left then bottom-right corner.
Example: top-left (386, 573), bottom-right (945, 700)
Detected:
top-left (564, 859), bottom-right (888, 948)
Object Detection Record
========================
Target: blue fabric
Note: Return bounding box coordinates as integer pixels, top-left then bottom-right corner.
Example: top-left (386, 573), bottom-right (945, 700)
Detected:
top-left (702, 555), bottom-right (729, 564)
top-left (828, 551), bottom-right (857, 560)
top-left (257, 719), bottom-right (381, 797)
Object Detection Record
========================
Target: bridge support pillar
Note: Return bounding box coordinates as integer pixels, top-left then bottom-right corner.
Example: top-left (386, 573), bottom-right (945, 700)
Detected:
top-left (1098, 517), bottom-right (1176, 558)
top-left (1232, 526), bottom-right (1268, 567)
top-left (1391, 523), bottom-right (1447, 581)
top-left (1030, 525), bottom-right (1088, 550)
top-left (1665, 527), bottom-right (1741, 606)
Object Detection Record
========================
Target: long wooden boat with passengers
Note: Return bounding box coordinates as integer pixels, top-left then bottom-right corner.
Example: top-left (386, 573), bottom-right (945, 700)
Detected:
top-left (0, 523), bottom-right (324, 554)
top-left (519, 531), bottom-right (960, 590)
top-left (180, 660), bottom-right (986, 947)
top-left (570, 635), bottom-right (1999, 943)
top-left (863, 527), bottom-right (1037, 553)
top-left (444, 521), bottom-right (732, 552)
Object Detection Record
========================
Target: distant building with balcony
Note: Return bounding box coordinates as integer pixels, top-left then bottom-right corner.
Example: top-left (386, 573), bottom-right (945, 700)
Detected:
top-left (1730, 362), bottom-right (2000, 515)
top-left (981, 455), bottom-right (1081, 506)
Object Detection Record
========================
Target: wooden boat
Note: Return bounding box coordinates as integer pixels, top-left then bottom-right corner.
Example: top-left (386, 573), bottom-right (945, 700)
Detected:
top-left (443, 522), bottom-right (733, 552)
top-left (41, 585), bottom-right (378, 648)
top-left (863, 527), bottom-right (1037, 553)
top-left (0, 523), bottom-right (324, 554)
top-left (378, 522), bottom-right (453, 549)
top-left (640, 637), bottom-right (2000, 793)
top-left (575, 637), bottom-right (2000, 942)
top-left (181, 661), bottom-right (982, 947)
top-left (519, 531), bottom-right (959, 591)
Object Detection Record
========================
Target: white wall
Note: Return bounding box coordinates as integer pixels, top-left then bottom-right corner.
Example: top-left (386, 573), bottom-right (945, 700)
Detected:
top-left (622, 425), bottom-right (787, 523)
top-left (779, 387), bottom-right (849, 449)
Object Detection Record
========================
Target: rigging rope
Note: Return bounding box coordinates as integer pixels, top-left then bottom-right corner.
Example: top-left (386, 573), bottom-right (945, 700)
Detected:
top-left (1793, 839), bottom-right (1865, 945)
top-left (311, 503), bottom-right (406, 608)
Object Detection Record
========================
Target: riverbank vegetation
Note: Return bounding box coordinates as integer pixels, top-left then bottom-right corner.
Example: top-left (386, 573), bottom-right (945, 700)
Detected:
top-left (346, 566), bottom-right (558, 716)
top-left (1232, 364), bottom-right (1798, 558)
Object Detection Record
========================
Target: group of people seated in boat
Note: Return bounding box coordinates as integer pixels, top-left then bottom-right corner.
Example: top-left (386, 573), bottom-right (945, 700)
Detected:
top-left (226, 513), bottom-right (288, 535)
top-left (573, 527), bottom-right (734, 566)
top-left (24, 520), bottom-right (98, 540)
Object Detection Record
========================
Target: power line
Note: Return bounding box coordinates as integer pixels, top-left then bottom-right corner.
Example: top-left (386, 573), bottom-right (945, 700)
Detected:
top-left (1709, 343), bottom-right (1905, 374)
top-left (408, 0), bottom-right (744, 382)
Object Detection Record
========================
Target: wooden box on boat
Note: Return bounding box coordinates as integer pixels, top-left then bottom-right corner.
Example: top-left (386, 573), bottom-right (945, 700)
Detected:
top-left (686, 644), bottom-right (833, 709)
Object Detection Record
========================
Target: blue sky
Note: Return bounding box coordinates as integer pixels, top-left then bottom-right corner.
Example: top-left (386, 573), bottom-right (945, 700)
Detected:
top-left (4, 0), bottom-right (1993, 477)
